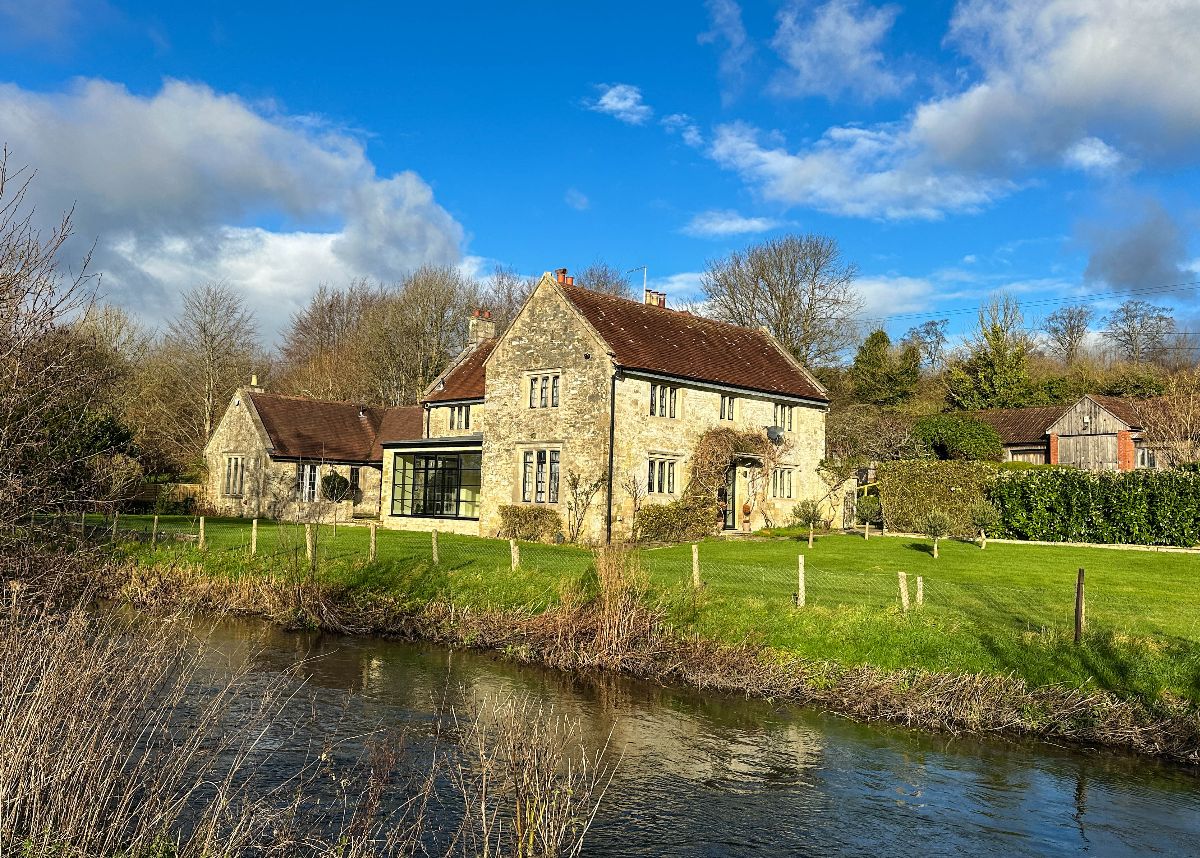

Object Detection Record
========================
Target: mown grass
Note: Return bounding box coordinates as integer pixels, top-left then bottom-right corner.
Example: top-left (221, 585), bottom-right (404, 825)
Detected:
top-left (109, 514), bottom-right (1200, 706)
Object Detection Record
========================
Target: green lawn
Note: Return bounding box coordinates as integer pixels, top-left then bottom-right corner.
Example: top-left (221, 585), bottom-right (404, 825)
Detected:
top-left (108, 514), bottom-right (1200, 705)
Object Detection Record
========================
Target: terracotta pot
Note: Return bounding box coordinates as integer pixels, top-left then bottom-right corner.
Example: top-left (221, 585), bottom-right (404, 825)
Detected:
top-left (741, 502), bottom-right (752, 517)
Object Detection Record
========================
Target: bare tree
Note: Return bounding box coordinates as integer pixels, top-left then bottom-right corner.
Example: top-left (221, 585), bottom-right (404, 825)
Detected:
top-left (701, 234), bottom-right (862, 367)
top-left (575, 260), bottom-right (633, 299)
top-left (901, 319), bottom-right (949, 372)
top-left (1043, 305), bottom-right (1095, 365)
top-left (1103, 300), bottom-right (1175, 365)
top-left (481, 264), bottom-right (537, 330)
top-left (1135, 370), bottom-right (1200, 467)
top-left (162, 282), bottom-right (260, 450)
top-left (564, 470), bottom-right (605, 544)
top-left (356, 265), bottom-right (480, 407)
top-left (277, 280), bottom-right (382, 401)
top-left (0, 150), bottom-right (136, 553)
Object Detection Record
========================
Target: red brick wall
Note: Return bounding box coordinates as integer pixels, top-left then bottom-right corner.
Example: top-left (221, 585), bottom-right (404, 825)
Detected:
top-left (1117, 430), bottom-right (1135, 471)
top-left (1049, 433), bottom-right (1059, 465)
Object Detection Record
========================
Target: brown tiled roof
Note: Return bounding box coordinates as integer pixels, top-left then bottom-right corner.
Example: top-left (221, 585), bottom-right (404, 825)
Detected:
top-left (1089, 394), bottom-right (1146, 430)
top-left (966, 404), bottom-right (1069, 445)
top-left (560, 285), bottom-right (828, 401)
top-left (371, 405), bottom-right (425, 459)
top-left (247, 392), bottom-right (421, 462)
top-left (423, 339), bottom-right (498, 404)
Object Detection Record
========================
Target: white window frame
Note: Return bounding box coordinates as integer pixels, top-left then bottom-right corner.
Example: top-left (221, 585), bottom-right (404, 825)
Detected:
top-left (223, 455), bottom-right (244, 497)
top-left (450, 404), bottom-right (471, 430)
top-left (720, 394), bottom-right (735, 421)
top-left (774, 403), bottom-right (794, 431)
top-left (771, 468), bottom-right (794, 499)
top-left (297, 463), bottom-right (319, 502)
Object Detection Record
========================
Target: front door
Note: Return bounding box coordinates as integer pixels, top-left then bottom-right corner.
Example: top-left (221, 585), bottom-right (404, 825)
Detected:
top-left (720, 466), bottom-right (737, 530)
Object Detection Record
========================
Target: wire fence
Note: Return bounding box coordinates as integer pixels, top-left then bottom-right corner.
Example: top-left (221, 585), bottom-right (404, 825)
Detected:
top-left (57, 512), bottom-right (1200, 645)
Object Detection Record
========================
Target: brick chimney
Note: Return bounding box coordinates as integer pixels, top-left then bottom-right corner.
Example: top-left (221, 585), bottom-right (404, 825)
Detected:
top-left (468, 308), bottom-right (496, 343)
top-left (554, 268), bottom-right (575, 286)
top-left (249, 373), bottom-right (264, 393)
top-left (643, 288), bottom-right (667, 308)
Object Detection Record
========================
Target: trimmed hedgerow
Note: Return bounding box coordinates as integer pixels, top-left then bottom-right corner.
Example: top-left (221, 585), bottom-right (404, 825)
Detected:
top-left (635, 499), bottom-right (718, 544)
top-left (498, 505), bottom-right (563, 543)
top-left (913, 414), bottom-right (1004, 461)
top-left (988, 468), bottom-right (1200, 547)
top-left (876, 460), bottom-right (1000, 537)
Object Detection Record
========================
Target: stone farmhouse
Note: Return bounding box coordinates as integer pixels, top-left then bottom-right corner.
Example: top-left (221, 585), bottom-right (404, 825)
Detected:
top-left (381, 269), bottom-right (836, 542)
top-left (203, 386), bottom-right (422, 520)
top-left (970, 394), bottom-right (1164, 471)
top-left (205, 269), bottom-right (839, 541)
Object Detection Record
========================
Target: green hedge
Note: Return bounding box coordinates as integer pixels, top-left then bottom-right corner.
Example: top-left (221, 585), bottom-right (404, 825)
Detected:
top-left (498, 505), bottom-right (563, 542)
top-left (988, 469), bottom-right (1200, 546)
top-left (876, 460), bottom-right (999, 537)
top-left (635, 499), bottom-right (718, 544)
top-left (913, 414), bottom-right (1004, 461)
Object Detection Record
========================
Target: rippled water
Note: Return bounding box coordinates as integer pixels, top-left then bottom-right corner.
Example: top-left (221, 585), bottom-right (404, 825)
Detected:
top-left (196, 615), bottom-right (1200, 857)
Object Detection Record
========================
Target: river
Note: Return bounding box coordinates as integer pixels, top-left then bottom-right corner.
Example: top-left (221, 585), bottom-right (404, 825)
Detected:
top-left (196, 614), bottom-right (1199, 857)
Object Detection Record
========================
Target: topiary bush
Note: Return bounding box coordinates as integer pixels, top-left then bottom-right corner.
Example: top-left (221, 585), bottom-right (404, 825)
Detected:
top-left (855, 494), bottom-right (882, 526)
top-left (913, 414), bottom-right (1004, 461)
top-left (498, 505), bottom-right (563, 542)
top-left (876, 460), bottom-right (999, 537)
top-left (635, 499), bottom-right (718, 544)
top-left (321, 472), bottom-right (351, 503)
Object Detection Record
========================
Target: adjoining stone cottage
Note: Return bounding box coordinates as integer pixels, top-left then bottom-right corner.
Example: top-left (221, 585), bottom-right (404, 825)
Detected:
top-left (381, 269), bottom-right (841, 542)
top-left (203, 384), bottom-right (422, 520)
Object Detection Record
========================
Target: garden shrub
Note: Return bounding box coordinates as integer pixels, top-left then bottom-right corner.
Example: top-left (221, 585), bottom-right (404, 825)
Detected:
top-left (321, 472), bottom-right (351, 502)
top-left (876, 460), bottom-right (999, 537)
top-left (855, 494), bottom-right (882, 526)
top-left (913, 414), bottom-right (1004, 461)
top-left (635, 499), bottom-right (717, 544)
top-left (988, 468), bottom-right (1200, 547)
top-left (498, 505), bottom-right (563, 542)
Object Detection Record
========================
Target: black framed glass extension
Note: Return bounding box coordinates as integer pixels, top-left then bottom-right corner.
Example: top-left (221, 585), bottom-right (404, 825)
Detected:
top-left (391, 451), bottom-right (482, 519)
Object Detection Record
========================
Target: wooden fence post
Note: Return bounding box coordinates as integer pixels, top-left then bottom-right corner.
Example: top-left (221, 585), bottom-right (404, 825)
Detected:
top-left (369, 522), bottom-right (377, 563)
top-left (431, 529), bottom-right (439, 565)
top-left (112, 510), bottom-right (119, 540)
top-left (151, 514), bottom-right (159, 549)
top-left (916, 575), bottom-right (924, 607)
top-left (250, 518), bottom-right (258, 556)
top-left (198, 516), bottom-right (206, 551)
top-left (691, 544), bottom-right (701, 589)
top-left (796, 554), bottom-right (806, 608)
top-left (80, 510), bottom-right (86, 537)
top-left (305, 523), bottom-right (316, 574)
top-left (898, 571), bottom-right (910, 613)
top-left (510, 538), bottom-right (520, 571)
top-left (1074, 567), bottom-right (1085, 644)
top-left (864, 521), bottom-right (870, 541)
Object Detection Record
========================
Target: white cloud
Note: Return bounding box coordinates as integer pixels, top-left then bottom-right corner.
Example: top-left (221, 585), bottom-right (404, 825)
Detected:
top-left (649, 271), bottom-right (706, 305)
top-left (771, 0), bottom-right (906, 102)
top-left (698, 0), bottom-right (754, 104)
top-left (709, 1), bottom-right (1200, 219)
top-left (1063, 137), bottom-right (1124, 173)
top-left (682, 209), bottom-right (784, 237)
top-left (564, 188), bottom-right (590, 211)
top-left (855, 275), bottom-right (937, 319)
top-left (661, 113), bottom-right (704, 148)
top-left (587, 83), bottom-right (652, 125)
top-left (0, 78), bottom-right (463, 337)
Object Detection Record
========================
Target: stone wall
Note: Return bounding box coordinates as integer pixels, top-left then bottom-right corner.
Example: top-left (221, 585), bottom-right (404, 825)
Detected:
top-left (478, 280), bottom-right (613, 542)
top-left (426, 402), bottom-right (484, 438)
top-left (609, 376), bottom-right (831, 538)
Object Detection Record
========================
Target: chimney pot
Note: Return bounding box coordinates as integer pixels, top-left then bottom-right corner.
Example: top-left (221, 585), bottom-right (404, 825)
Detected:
top-left (565, 275), bottom-right (574, 286)
top-left (555, 267), bottom-right (568, 284)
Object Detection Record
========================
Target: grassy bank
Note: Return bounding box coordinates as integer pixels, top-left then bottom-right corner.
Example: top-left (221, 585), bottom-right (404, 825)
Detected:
top-left (104, 514), bottom-right (1200, 760)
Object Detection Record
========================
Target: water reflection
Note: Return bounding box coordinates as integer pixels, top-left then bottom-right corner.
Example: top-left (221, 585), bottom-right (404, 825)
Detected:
top-left (191, 616), bottom-right (1200, 857)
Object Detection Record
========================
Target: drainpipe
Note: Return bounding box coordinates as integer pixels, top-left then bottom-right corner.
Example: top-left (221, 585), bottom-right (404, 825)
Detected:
top-left (605, 369), bottom-right (619, 544)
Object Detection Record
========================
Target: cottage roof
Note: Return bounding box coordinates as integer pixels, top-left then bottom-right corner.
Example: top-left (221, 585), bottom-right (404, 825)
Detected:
top-left (966, 404), bottom-right (1070, 445)
top-left (247, 391), bottom-right (421, 462)
top-left (422, 338), bottom-right (498, 405)
top-left (560, 284), bottom-right (828, 402)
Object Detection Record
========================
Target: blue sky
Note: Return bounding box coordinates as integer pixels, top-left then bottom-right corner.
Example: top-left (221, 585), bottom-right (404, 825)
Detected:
top-left (1, 0), bottom-right (1197, 344)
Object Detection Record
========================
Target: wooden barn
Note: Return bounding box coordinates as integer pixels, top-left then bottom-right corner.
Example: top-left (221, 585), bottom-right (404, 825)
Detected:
top-left (970, 395), bottom-right (1162, 471)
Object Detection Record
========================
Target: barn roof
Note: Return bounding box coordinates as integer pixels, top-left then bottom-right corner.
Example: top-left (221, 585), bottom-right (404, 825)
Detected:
top-left (966, 404), bottom-right (1070, 445)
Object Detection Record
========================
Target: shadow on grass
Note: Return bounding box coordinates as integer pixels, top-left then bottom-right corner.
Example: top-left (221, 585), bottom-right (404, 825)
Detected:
top-left (906, 542), bottom-right (934, 556)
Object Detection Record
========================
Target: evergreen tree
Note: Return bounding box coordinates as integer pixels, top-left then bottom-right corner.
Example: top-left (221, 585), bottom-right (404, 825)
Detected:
top-left (945, 295), bottom-right (1038, 410)
top-left (850, 329), bottom-right (920, 406)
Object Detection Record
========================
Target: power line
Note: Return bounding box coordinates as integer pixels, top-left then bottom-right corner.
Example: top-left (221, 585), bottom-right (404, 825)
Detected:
top-left (862, 278), bottom-right (1200, 327)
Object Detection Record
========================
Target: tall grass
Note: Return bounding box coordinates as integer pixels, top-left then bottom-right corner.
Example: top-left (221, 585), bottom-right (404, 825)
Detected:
top-left (0, 585), bottom-right (612, 857)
